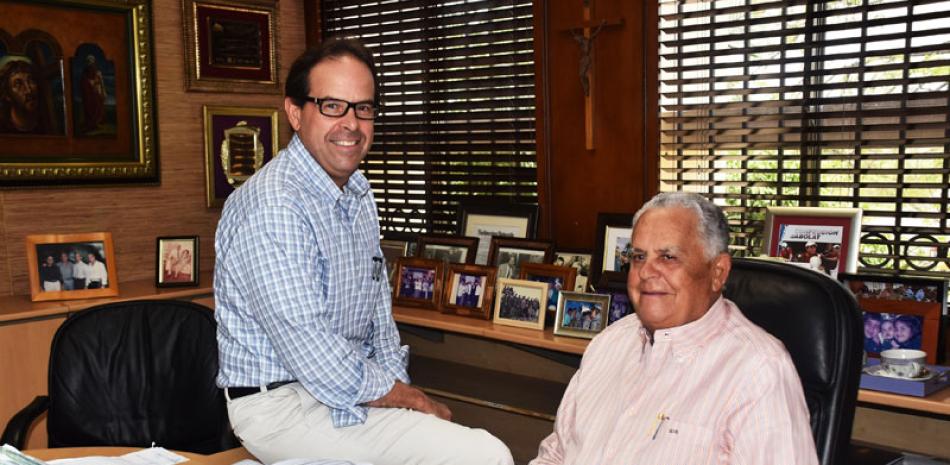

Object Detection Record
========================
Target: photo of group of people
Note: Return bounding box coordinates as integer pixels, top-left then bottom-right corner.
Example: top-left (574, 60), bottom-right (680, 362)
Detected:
top-left (774, 224), bottom-right (844, 277)
top-left (605, 290), bottom-right (633, 325)
top-left (848, 280), bottom-right (943, 304)
top-left (398, 266), bottom-right (436, 300)
top-left (554, 252), bottom-right (591, 292)
top-left (862, 312), bottom-right (924, 353)
top-left (35, 242), bottom-right (109, 292)
top-left (526, 275), bottom-right (563, 313)
top-left (560, 299), bottom-right (603, 331)
top-left (601, 226), bottom-right (633, 274)
top-left (497, 284), bottom-right (543, 323)
top-left (451, 273), bottom-right (485, 308)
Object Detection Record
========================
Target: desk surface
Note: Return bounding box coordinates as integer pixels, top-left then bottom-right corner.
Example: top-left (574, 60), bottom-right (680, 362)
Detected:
top-left (394, 306), bottom-right (950, 417)
top-left (24, 446), bottom-right (254, 464)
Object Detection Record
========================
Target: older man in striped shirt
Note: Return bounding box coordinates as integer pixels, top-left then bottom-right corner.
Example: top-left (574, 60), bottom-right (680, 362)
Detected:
top-left (532, 192), bottom-right (818, 465)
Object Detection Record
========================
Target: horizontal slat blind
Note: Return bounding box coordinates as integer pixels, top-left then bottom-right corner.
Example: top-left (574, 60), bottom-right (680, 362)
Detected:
top-left (659, 0), bottom-right (950, 277)
top-left (321, 0), bottom-right (538, 235)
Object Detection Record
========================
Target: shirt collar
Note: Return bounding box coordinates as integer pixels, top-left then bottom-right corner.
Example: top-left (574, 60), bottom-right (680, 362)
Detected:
top-left (641, 295), bottom-right (731, 362)
top-left (286, 134), bottom-right (371, 202)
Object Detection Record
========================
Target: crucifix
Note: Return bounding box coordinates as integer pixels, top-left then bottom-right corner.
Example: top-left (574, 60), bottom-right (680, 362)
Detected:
top-left (562, 0), bottom-right (623, 151)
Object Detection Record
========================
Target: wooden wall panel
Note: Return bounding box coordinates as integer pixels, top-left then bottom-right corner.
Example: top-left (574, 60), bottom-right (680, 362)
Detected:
top-left (0, 0), bottom-right (305, 297)
top-left (536, 0), bottom-right (651, 250)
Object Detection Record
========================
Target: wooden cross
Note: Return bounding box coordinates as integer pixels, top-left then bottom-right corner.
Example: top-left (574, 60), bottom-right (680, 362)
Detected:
top-left (562, 0), bottom-right (623, 151)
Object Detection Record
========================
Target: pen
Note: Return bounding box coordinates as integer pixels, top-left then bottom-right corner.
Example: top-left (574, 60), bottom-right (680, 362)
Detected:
top-left (372, 256), bottom-right (383, 281)
top-left (651, 413), bottom-right (669, 440)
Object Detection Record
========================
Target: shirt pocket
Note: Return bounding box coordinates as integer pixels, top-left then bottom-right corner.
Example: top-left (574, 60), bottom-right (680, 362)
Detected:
top-left (641, 419), bottom-right (717, 465)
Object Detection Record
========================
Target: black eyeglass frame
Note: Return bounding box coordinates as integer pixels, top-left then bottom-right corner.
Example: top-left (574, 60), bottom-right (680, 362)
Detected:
top-left (302, 96), bottom-right (379, 120)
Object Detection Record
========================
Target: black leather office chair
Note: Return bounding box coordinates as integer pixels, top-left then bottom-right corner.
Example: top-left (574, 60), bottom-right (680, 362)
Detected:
top-left (724, 258), bottom-right (863, 465)
top-left (1, 299), bottom-right (238, 454)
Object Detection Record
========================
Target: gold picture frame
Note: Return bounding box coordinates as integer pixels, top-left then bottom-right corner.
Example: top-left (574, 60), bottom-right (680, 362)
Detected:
top-left (202, 105), bottom-right (279, 207)
top-left (492, 278), bottom-right (548, 330)
top-left (182, 0), bottom-right (279, 93)
top-left (0, 0), bottom-right (158, 187)
top-left (26, 232), bottom-right (120, 302)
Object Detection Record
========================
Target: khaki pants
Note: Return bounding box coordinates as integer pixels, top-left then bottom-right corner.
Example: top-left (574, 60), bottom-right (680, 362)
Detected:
top-left (227, 383), bottom-right (513, 465)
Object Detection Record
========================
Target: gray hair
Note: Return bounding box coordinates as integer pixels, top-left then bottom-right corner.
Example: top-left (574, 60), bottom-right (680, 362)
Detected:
top-left (631, 192), bottom-right (730, 260)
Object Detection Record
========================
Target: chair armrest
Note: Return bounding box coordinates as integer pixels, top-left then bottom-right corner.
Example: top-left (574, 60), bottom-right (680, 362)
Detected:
top-left (1, 396), bottom-right (50, 449)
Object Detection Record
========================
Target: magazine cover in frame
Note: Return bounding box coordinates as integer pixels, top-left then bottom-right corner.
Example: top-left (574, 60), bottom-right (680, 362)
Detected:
top-left (764, 207), bottom-right (862, 278)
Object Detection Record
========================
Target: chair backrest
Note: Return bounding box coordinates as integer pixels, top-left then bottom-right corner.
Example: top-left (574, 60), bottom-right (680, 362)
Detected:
top-left (46, 299), bottom-right (238, 454)
top-left (723, 258), bottom-right (863, 465)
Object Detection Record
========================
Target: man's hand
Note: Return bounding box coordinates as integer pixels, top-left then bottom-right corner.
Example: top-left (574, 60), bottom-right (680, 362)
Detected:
top-left (365, 381), bottom-right (452, 421)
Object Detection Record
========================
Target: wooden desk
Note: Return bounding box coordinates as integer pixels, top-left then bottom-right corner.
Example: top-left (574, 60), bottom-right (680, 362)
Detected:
top-left (0, 274), bottom-right (214, 449)
top-left (24, 446), bottom-right (254, 464)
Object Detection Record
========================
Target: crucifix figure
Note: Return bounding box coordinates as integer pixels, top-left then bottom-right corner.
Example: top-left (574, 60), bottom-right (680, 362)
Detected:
top-left (562, 0), bottom-right (622, 150)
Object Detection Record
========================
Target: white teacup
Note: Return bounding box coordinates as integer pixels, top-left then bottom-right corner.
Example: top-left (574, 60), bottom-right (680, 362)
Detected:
top-left (880, 349), bottom-right (927, 378)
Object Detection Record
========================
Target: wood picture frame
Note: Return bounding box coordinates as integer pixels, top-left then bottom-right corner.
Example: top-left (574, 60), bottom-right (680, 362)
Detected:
top-left (26, 232), bottom-right (119, 302)
top-left (0, 0), bottom-right (158, 187)
top-left (380, 239), bottom-right (410, 287)
top-left (764, 206), bottom-right (862, 278)
top-left (839, 272), bottom-right (946, 364)
top-left (182, 0), bottom-right (279, 93)
top-left (488, 237), bottom-right (553, 281)
top-left (156, 236), bottom-right (199, 288)
top-left (590, 213), bottom-right (635, 286)
top-left (492, 277), bottom-right (548, 330)
top-left (392, 257), bottom-right (444, 310)
top-left (441, 263), bottom-right (497, 320)
top-left (554, 291), bottom-right (611, 339)
top-left (519, 262), bottom-right (577, 324)
top-left (458, 202), bottom-right (538, 265)
top-left (595, 271), bottom-right (634, 326)
top-left (203, 105), bottom-right (279, 207)
top-left (416, 234), bottom-right (479, 265)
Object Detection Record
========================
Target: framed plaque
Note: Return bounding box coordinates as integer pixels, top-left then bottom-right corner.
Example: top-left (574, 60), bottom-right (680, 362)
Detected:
top-left (202, 105), bottom-right (279, 207)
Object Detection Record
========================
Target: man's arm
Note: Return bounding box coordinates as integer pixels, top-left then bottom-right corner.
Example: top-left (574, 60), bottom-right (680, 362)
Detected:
top-left (728, 360), bottom-right (818, 465)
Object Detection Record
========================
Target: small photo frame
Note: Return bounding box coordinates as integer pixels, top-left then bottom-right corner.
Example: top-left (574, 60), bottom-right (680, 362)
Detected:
top-left (764, 206), bottom-right (862, 278)
top-left (553, 250), bottom-right (592, 292)
top-left (519, 263), bottom-right (577, 322)
top-left (393, 257), bottom-right (444, 310)
top-left (554, 291), bottom-right (611, 339)
top-left (156, 236), bottom-right (200, 287)
top-left (441, 264), bottom-right (497, 319)
top-left (488, 238), bottom-right (553, 280)
top-left (183, 0), bottom-right (280, 93)
top-left (417, 234), bottom-right (479, 265)
top-left (380, 239), bottom-right (411, 286)
top-left (26, 232), bottom-right (119, 302)
top-left (203, 105), bottom-right (280, 207)
top-left (839, 273), bottom-right (946, 364)
top-left (596, 272), bottom-right (634, 326)
top-left (458, 202), bottom-right (538, 265)
top-left (492, 278), bottom-right (548, 330)
top-left (591, 213), bottom-right (635, 285)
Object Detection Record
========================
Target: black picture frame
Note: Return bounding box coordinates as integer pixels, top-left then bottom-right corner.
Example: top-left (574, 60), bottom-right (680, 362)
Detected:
top-left (590, 212), bottom-right (635, 285)
top-left (487, 237), bottom-right (554, 281)
top-left (156, 236), bottom-right (200, 288)
top-left (595, 271), bottom-right (634, 326)
top-left (416, 234), bottom-right (479, 265)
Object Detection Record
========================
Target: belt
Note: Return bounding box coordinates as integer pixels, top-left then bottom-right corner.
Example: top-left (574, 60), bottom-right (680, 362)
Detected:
top-left (225, 381), bottom-right (295, 400)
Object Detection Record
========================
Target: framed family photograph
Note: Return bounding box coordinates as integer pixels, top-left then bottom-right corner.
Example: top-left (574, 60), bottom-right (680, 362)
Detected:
top-left (156, 236), bottom-right (199, 288)
top-left (458, 202), bottom-right (537, 265)
top-left (380, 239), bottom-right (411, 287)
top-left (764, 206), bottom-right (862, 278)
top-left (203, 105), bottom-right (279, 207)
top-left (554, 292), bottom-right (611, 339)
top-left (441, 264), bottom-right (496, 319)
top-left (182, 0), bottom-right (279, 93)
top-left (553, 250), bottom-right (592, 292)
top-left (519, 262), bottom-right (577, 324)
top-left (839, 273), bottom-right (945, 364)
top-left (0, 0), bottom-right (158, 187)
top-left (492, 278), bottom-right (548, 330)
top-left (596, 272), bottom-right (635, 326)
top-left (488, 238), bottom-right (553, 281)
top-left (26, 232), bottom-right (119, 302)
top-left (591, 213), bottom-right (635, 284)
top-left (393, 257), bottom-right (444, 310)
top-left (416, 234), bottom-right (478, 265)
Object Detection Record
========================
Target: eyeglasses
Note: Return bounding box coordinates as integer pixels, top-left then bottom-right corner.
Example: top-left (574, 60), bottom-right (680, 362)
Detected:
top-left (303, 97), bottom-right (378, 120)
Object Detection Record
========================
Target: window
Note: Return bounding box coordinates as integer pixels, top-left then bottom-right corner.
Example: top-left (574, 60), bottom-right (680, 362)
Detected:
top-left (659, 0), bottom-right (950, 277)
top-left (321, 0), bottom-right (537, 235)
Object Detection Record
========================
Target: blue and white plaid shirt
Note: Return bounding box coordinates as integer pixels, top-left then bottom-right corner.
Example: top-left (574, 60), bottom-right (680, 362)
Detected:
top-left (214, 135), bottom-right (409, 428)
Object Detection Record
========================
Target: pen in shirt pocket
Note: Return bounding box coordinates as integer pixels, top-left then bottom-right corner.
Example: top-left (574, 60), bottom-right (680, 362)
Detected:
top-left (651, 413), bottom-right (670, 440)
top-left (372, 256), bottom-right (383, 281)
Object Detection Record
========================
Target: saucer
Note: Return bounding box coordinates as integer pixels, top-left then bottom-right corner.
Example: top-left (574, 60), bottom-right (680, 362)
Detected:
top-left (862, 364), bottom-right (935, 381)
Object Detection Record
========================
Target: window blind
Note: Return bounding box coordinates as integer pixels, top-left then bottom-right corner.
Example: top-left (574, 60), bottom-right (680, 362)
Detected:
top-left (659, 0), bottom-right (950, 277)
top-left (320, 0), bottom-right (538, 235)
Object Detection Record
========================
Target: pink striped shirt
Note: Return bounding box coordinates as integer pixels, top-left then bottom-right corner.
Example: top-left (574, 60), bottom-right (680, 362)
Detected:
top-left (531, 297), bottom-right (818, 465)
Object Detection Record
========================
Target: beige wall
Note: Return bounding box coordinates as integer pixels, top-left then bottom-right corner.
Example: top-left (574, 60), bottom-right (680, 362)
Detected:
top-left (0, 0), bottom-right (306, 297)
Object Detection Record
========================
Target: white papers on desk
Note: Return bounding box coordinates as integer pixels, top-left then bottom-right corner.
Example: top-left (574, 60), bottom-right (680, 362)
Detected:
top-left (232, 459), bottom-right (373, 465)
top-left (47, 447), bottom-right (187, 465)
